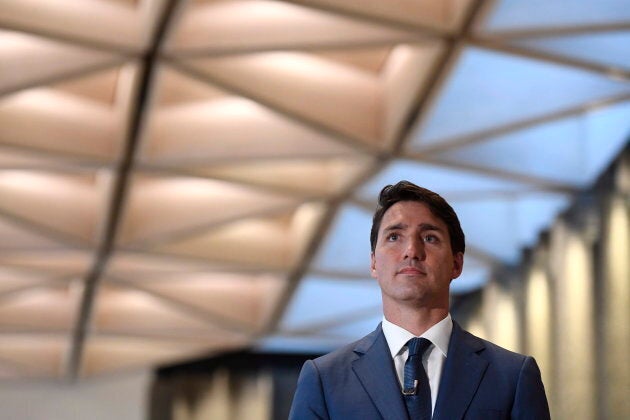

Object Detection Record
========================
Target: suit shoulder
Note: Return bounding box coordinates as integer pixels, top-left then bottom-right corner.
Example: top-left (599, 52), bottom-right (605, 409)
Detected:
top-left (462, 328), bottom-right (529, 366)
top-left (309, 326), bottom-right (381, 372)
top-left (310, 338), bottom-right (362, 370)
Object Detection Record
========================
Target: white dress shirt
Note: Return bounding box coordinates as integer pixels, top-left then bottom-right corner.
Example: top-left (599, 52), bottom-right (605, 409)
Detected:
top-left (381, 314), bottom-right (453, 414)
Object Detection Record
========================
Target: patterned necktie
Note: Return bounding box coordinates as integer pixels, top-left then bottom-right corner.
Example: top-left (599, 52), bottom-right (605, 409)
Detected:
top-left (403, 337), bottom-right (432, 420)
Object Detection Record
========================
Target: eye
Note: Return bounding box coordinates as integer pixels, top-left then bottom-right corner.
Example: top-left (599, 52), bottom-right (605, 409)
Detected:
top-left (424, 234), bottom-right (438, 243)
top-left (386, 233), bottom-right (399, 241)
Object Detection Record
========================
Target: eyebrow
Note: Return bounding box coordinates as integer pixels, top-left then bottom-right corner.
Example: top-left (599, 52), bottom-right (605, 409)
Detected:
top-left (382, 222), bottom-right (444, 233)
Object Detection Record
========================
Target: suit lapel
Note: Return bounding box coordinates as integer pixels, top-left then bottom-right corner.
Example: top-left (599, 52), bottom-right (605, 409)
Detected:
top-left (352, 324), bottom-right (409, 420)
top-left (433, 322), bottom-right (489, 420)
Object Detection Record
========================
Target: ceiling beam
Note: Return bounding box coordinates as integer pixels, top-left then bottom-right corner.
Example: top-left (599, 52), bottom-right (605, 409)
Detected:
top-left (475, 22), bottom-right (630, 40)
top-left (0, 208), bottom-right (94, 249)
top-left (391, 0), bottom-right (489, 154)
top-left (0, 58), bottom-right (129, 98)
top-left (0, 20), bottom-right (141, 55)
top-left (65, 0), bottom-right (181, 382)
top-left (167, 34), bottom-right (431, 58)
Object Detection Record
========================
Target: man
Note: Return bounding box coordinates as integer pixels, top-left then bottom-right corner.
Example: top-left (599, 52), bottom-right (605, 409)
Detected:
top-left (289, 181), bottom-right (550, 420)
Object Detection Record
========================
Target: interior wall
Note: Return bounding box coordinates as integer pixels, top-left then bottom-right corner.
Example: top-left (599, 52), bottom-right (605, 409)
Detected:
top-left (0, 368), bottom-right (152, 420)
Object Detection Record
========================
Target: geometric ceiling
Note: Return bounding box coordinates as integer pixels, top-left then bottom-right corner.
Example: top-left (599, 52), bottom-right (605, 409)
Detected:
top-left (0, 0), bottom-right (628, 380)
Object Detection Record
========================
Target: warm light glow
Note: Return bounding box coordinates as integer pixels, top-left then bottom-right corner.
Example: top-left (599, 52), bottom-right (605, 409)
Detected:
top-left (602, 194), bottom-right (630, 415)
top-left (554, 222), bottom-right (596, 418)
top-left (494, 286), bottom-right (520, 352)
top-left (525, 264), bottom-right (551, 387)
top-left (464, 314), bottom-right (487, 341)
top-left (483, 281), bottom-right (520, 352)
top-left (0, 30), bottom-right (40, 52)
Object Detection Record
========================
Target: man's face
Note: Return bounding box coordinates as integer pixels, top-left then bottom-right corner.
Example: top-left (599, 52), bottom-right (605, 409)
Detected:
top-left (370, 201), bottom-right (464, 309)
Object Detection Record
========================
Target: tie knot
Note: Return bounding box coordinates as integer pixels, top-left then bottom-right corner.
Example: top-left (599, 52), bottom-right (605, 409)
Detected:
top-left (406, 337), bottom-right (432, 357)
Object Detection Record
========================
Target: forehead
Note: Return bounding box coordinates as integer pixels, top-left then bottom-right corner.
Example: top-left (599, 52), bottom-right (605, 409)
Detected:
top-left (380, 201), bottom-right (447, 231)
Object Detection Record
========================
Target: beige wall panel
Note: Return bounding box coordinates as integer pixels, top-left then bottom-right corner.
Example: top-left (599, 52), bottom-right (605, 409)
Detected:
top-left (524, 251), bottom-right (553, 401)
top-left (550, 221), bottom-right (596, 419)
top-left (601, 194), bottom-right (630, 418)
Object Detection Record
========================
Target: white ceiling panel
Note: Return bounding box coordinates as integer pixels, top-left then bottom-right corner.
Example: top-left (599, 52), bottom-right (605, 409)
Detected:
top-left (434, 101), bottom-right (630, 186)
top-left (409, 47), bottom-right (630, 147)
top-left (482, 0), bottom-right (630, 32)
top-left (357, 160), bottom-right (533, 201)
top-left (511, 31), bottom-right (630, 71)
top-left (310, 204), bottom-right (373, 275)
top-left (279, 275), bottom-right (382, 332)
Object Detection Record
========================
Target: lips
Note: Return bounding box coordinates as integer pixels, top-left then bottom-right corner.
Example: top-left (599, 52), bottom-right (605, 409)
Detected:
top-left (397, 266), bottom-right (427, 275)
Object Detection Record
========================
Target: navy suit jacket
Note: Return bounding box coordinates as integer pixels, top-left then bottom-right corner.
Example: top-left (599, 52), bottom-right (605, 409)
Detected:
top-left (289, 322), bottom-right (550, 420)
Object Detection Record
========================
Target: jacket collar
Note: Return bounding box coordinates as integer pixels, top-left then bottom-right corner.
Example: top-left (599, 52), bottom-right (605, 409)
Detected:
top-left (352, 323), bottom-right (410, 420)
top-left (433, 321), bottom-right (489, 420)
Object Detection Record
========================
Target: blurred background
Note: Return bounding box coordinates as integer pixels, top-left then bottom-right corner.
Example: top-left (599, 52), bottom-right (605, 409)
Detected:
top-left (0, 0), bottom-right (628, 419)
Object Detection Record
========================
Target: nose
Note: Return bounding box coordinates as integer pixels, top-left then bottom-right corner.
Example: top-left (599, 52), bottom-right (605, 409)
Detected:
top-left (404, 236), bottom-right (426, 260)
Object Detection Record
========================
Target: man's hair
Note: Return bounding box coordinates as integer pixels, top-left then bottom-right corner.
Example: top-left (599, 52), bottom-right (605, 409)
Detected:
top-left (370, 180), bottom-right (465, 255)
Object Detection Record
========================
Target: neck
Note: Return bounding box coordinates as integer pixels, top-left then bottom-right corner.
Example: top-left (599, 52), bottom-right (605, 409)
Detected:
top-left (383, 303), bottom-right (449, 336)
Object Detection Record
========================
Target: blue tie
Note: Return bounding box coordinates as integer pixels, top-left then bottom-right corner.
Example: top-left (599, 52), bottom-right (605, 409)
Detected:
top-left (403, 337), bottom-right (432, 420)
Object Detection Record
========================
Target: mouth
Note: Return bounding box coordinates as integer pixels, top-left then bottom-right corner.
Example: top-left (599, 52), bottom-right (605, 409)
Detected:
top-left (397, 267), bottom-right (427, 276)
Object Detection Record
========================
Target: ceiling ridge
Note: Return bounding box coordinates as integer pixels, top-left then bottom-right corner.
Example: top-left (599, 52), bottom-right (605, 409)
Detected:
top-left (0, 21), bottom-right (141, 55)
top-left (65, 0), bottom-right (180, 382)
top-left (0, 58), bottom-right (130, 98)
top-left (475, 22), bottom-right (630, 40)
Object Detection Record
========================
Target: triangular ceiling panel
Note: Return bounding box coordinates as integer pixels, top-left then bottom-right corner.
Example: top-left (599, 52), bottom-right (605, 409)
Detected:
top-left (0, 30), bottom-right (123, 95)
top-left (510, 31), bottom-right (630, 72)
top-left (0, 89), bottom-right (123, 160)
top-left (141, 92), bottom-right (361, 164)
top-left (452, 191), bottom-right (572, 264)
top-left (357, 160), bottom-right (533, 201)
top-left (279, 275), bottom-right (382, 332)
top-left (0, 285), bottom-right (79, 331)
top-left (301, 0), bottom-right (474, 32)
top-left (0, 0), bottom-right (163, 50)
top-left (0, 171), bottom-right (107, 244)
top-left (186, 156), bottom-right (373, 196)
top-left (110, 272), bottom-right (286, 332)
top-left (0, 216), bottom-right (71, 250)
top-left (434, 101), bottom-right (630, 186)
top-left (482, 0), bottom-right (630, 32)
top-left (310, 204), bottom-right (373, 275)
top-left (106, 251), bottom-right (227, 277)
top-left (0, 336), bottom-right (66, 378)
top-left (151, 213), bottom-right (300, 271)
top-left (0, 266), bottom-right (62, 294)
top-left (167, 0), bottom-right (418, 53)
top-left (118, 175), bottom-right (301, 245)
top-left (0, 250), bottom-right (93, 275)
top-left (178, 52), bottom-right (381, 143)
top-left (409, 46), bottom-right (630, 147)
top-left (91, 284), bottom-right (237, 335)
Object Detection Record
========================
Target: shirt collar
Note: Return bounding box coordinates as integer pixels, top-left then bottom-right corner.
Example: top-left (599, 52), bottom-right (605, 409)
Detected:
top-left (382, 314), bottom-right (453, 359)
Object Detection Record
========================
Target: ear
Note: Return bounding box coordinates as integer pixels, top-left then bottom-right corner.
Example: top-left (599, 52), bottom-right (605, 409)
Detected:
top-left (370, 252), bottom-right (377, 279)
top-left (451, 252), bottom-right (464, 279)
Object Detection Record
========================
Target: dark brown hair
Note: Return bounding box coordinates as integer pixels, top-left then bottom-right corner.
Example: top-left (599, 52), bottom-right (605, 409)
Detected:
top-left (370, 180), bottom-right (465, 255)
